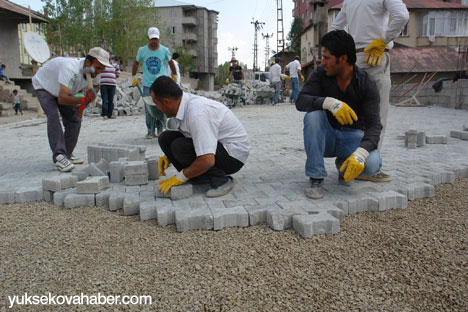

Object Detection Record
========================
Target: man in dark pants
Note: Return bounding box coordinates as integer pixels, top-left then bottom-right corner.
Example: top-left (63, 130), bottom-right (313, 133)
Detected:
top-left (32, 47), bottom-right (110, 172)
top-left (151, 76), bottom-right (250, 197)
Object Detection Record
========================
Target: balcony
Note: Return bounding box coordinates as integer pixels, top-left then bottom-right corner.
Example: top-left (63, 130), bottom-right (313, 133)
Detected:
top-left (182, 16), bottom-right (197, 26)
top-left (184, 32), bottom-right (197, 42)
top-left (186, 48), bottom-right (198, 57)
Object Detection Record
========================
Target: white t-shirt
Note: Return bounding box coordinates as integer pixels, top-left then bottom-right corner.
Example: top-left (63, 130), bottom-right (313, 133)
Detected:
top-left (269, 63), bottom-right (283, 83)
top-left (32, 57), bottom-right (99, 97)
top-left (167, 60), bottom-right (181, 85)
top-left (172, 92), bottom-right (250, 164)
top-left (286, 60), bottom-right (301, 78)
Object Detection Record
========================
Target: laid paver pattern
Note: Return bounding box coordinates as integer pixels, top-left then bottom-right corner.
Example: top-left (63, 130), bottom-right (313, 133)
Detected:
top-left (1, 103), bottom-right (468, 236)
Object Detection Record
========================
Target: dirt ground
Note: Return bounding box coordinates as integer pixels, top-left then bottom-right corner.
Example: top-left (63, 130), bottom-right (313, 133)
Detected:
top-left (1, 179), bottom-right (467, 312)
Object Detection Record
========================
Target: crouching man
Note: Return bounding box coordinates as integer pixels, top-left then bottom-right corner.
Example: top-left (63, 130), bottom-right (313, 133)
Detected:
top-left (296, 30), bottom-right (383, 199)
top-left (151, 76), bottom-right (250, 198)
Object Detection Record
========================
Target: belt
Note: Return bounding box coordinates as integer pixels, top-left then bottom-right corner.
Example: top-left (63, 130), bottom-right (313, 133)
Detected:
top-left (356, 48), bottom-right (389, 53)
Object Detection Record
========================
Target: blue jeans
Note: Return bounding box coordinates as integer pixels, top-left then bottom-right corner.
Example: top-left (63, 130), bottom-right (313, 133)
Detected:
top-left (289, 77), bottom-right (299, 102)
top-left (143, 86), bottom-right (163, 133)
top-left (272, 81), bottom-right (281, 104)
top-left (303, 110), bottom-right (382, 179)
top-left (100, 85), bottom-right (115, 118)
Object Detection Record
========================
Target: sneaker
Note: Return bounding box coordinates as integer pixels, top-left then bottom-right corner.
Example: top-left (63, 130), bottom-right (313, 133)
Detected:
top-left (305, 178), bottom-right (324, 199)
top-left (206, 177), bottom-right (234, 198)
top-left (69, 154), bottom-right (84, 164)
top-left (55, 154), bottom-right (75, 172)
top-left (109, 115), bottom-right (116, 119)
top-left (102, 116), bottom-right (108, 120)
top-left (145, 133), bottom-right (153, 139)
top-left (355, 170), bottom-right (392, 182)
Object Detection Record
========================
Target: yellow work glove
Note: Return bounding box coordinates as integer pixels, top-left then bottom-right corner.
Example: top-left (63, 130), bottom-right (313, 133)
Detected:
top-left (286, 76), bottom-right (291, 81)
top-left (339, 147), bottom-right (369, 182)
top-left (158, 171), bottom-right (188, 194)
top-left (269, 81), bottom-right (272, 86)
top-left (322, 97), bottom-right (358, 126)
top-left (300, 75), bottom-right (305, 83)
top-left (158, 155), bottom-right (171, 176)
top-left (242, 80), bottom-right (245, 85)
top-left (363, 38), bottom-right (386, 67)
top-left (226, 78), bottom-right (230, 84)
top-left (172, 75), bottom-right (177, 83)
top-left (131, 76), bottom-right (139, 87)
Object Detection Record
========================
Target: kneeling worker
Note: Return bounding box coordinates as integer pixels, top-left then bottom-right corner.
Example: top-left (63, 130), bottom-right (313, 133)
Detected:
top-left (296, 30), bottom-right (383, 199)
top-left (151, 76), bottom-right (250, 197)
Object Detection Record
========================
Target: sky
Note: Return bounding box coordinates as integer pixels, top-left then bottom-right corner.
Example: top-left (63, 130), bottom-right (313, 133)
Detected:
top-left (23, 0), bottom-right (294, 69)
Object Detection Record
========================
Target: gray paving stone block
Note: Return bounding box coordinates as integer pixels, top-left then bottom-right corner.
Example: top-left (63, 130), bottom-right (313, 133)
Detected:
top-left (87, 146), bottom-right (95, 164)
top-left (405, 130), bottom-right (417, 149)
top-left (154, 184), bottom-right (171, 198)
top-left (175, 207), bottom-right (214, 232)
top-left (266, 208), bottom-right (307, 231)
top-left (125, 186), bottom-right (140, 193)
top-left (127, 148), bottom-right (141, 161)
top-left (156, 200), bottom-right (179, 226)
top-left (140, 201), bottom-right (158, 221)
top-left (124, 161), bottom-right (148, 175)
top-left (43, 190), bottom-right (54, 202)
top-left (94, 147), bottom-right (103, 163)
top-left (212, 206), bottom-right (249, 230)
top-left (64, 193), bottom-right (95, 209)
top-left (15, 187), bottom-right (44, 203)
top-left (423, 169), bottom-right (455, 185)
top-left (96, 190), bottom-right (112, 208)
top-left (464, 123), bottom-right (468, 131)
top-left (109, 161), bottom-right (125, 183)
top-left (139, 191), bottom-right (155, 202)
top-left (123, 195), bottom-right (140, 216)
top-left (304, 204), bottom-right (344, 222)
top-left (147, 158), bottom-right (159, 180)
top-left (426, 135), bottom-right (448, 144)
top-left (61, 175), bottom-right (78, 189)
top-left (450, 130), bottom-right (463, 139)
top-left (417, 131), bottom-right (426, 147)
top-left (108, 193), bottom-right (124, 211)
top-left (95, 158), bottom-right (110, 174)
top-left (293, 212), bottom-right (340, 238)
top-left (72, 170), bottom-right (89, 181)
top-left (42, 176), bottom-right (62, 192)
top-left (367, 191), bottom-right (408, 211)
top-left (0, 191), bottom-right (15, 204)
top-left (85, 163), bottom-right (106, 177)
top-left (171, 183), bottom-right (193, 200)
top-left (345, 195), bottom-right (379, 215)
top-left (53, 189), bottom-right (76, 206)
top-left (76, 176), bottom-right (109, 194)
top-left (406, 183), bottom-right (435, 200)
top-left (244, 205), bottom-right (272, 225)
top-left (452, 166), bottom-right (468, 178)
top-left (125, 174), bottom-right (148, 186)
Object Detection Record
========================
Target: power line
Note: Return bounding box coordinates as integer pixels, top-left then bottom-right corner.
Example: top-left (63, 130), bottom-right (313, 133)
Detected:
top-left (262, 33), bottom-right (273, 71)
top-left (251, 19), bottom-right (265, 71)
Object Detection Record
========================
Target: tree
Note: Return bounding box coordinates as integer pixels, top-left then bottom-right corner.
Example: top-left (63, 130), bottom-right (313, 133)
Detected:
top-left (175, 46), bottom-right (196, 75)
top-left (287, 17), bottom-right (303, 56)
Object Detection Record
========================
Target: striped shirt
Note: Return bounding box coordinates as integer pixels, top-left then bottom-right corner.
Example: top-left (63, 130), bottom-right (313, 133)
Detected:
top-left (100, 61), bottom-right (121, 86)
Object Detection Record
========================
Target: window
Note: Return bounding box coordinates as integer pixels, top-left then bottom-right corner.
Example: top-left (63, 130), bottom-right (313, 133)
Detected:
top-left (419, 10), bottom-right (468, 37)
top-left (171, 10), bottom-right (176, 17)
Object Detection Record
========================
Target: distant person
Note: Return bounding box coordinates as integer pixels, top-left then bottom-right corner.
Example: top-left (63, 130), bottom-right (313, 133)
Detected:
top-left (269, 58), bottom-right (287, 105)
top-left (32, 47), bottom-right (110, 172)
top-left (100, 51), bottom-right (120, 119)
top-left (0, 64), bottom-right (11, 84)
top-left (132, 27), bottom-right (177, 139)
top-left (226, 57), bottom-right (245, 87)
top-left (11, 90), bottom-right (23, 115)
top-left (331, 0), bottom-right (409, 182)
top-left (167, 52), bottom-right (181, 85)
top-left (285, 56), bottom-right (304, 103)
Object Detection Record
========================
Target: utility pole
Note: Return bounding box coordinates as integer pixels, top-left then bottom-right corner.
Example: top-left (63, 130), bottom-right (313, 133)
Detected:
top-left (262, 33), bottom-right (273, 71)
top-left (228, 47), bottom-right (238, 58)
top-left (251, 19), bottom-right (265, 71)
top-left (276, 0), bottom-right (285, 67)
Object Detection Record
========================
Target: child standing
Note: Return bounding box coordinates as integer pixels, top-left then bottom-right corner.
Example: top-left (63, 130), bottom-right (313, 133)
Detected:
top-left (12, 90), bottom-right (23, 115)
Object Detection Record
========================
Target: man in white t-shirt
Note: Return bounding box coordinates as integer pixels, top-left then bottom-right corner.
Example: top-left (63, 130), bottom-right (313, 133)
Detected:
top-left (32, 47), bottom-right (111, 172)
top-left (150, 76), bottom-right (250, 198)
top-left (269, 58), bottom-right (288, 105)
top-left (285, 56), bottom-right (304, 103)
top-left (167, 52), bottom-right (181, 85)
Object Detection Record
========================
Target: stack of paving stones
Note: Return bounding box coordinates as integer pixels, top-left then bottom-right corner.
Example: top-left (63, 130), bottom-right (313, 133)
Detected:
top-left (2, 140), bottom-right (468, 238)
top-left (0, 102), bottom-right (11, 117)
top-left (405, 129), bottom-right (448, 147)
top-left (450, 122), bottom-right (468, 141)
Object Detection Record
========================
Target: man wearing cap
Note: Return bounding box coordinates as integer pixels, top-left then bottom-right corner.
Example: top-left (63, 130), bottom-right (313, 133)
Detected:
top-left (132, 27), bottom-right (177, 139)
top-left (32, 47), bottom-right (110, 172)
top-left (226, 57), bottom-right (245, 88)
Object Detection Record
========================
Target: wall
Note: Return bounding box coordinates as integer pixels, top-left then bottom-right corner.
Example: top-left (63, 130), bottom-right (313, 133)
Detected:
top-left (390, 79), bottom-right (468, 110)
top-left (0, 19), bottom-right (22, 79)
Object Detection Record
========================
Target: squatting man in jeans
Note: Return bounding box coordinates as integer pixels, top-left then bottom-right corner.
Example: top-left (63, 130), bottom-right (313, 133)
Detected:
top-left (151, 76), bottom-right (250, 198)
top-left (296, 30), bottom-right (383, 199)
top-left (33, 47), bottom-right (110, 172)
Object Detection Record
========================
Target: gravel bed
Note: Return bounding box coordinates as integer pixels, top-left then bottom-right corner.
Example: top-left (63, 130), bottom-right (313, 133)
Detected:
top-left (1, 179), bottom-right (467, 311)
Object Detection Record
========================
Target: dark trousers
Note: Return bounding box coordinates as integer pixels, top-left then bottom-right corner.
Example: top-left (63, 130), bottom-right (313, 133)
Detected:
top-left (158, 131), bottom-right (244, 188)
top-left (35, 89), bottom-right (81, 162)
top-left (100, 84), bottom-right (116, 118)
top-left (13, 103), bottom-right (22, 114)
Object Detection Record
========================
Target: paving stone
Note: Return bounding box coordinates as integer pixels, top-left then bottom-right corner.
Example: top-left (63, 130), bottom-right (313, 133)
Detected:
top-left (366, 191), bottom-right (408, 211)
top-left (127, 147), bottom-right (141, 161)
top-left (293, 212), bottom-right (340, 238)
top-left (53, 189), bottom-right (76, 206)
top-left (139, 191), bottom-right (155, 202)
top-left (450, 130), bottom-right (463, 139)
top-left (452, 166), bottom-right (468, 178)
top-left (212, 206), bottom-right (249, 230)
top-left (464, 123), bottom-right (468, 131)
top-left (417, 131), bottom-right (426, 147)
top-left (175, 207), bottom-right (214, 232)
top-left (125, 186), bottom-right (140, 193)
top-left (154, 184), bottom-right (171, 198)
top-left (345, 195), bottom-right (379, 215)
top-left (123, 195), bottom-right (140, 216)
top-left (109, 161), bottom-right (125, 183)
top-left (42, 176), bottom-right (62, 192)
top-left (14, 187), bottom-right (44, 203)
top-left (266, 208), bottom-right (307, 231)
top-left (0, 191), bottom-right (15, 204)
top-left (171, 183), bottom-right (193, 200)
top-left (43, 190), bottom-right (54, 202)
top-left (61, 175), bottom-right (78, 189)
top-left (95, 158), bottom-right (110, 174)
top-left (96, 190), bottom-right (112, 208)
top-left (147, 158), bottom-right (159, 180)
top-left (406, 182), bottom-right (435, 200)
top-left (124, 161), bottom-right (148, 176)
top-left (426, 135), bottom-right (448, 144)
top-left (72, 170), bottom-right (89, 181)
top-left (108, 193), bottom-right (125, 211)
top-left (76, 176), bottom-right (109, 194)
top-left (64, 193), bottom-right (95, 209)
top-left (405, 130), bottom-right (418, 149)
top-left (303, 203), bottom-right (344, 222)
top-left (156, 200), bottom-right (181, 226)
top-left (244, 205), bottom-right (273, 225)
top-left (85, 163), bottom-right (106, 177)
top-left (87, 146), bottom-right (95, 164)
top-left (140, 201), bottom-right (158, 221)
top-left (125, 174), bottom-right (148, 186)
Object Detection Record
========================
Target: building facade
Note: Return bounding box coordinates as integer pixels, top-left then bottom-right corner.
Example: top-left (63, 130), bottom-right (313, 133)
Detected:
top-left (155, 0), bottom-right (218, 91)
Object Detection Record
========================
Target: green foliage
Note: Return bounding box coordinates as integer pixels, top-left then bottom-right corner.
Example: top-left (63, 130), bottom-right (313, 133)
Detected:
top-left (215, 62), bottom-right (231, 86)
top-left (287, 17), bottom-right (304, 56)
top-left (175, 46), bottom-right (196, 75)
